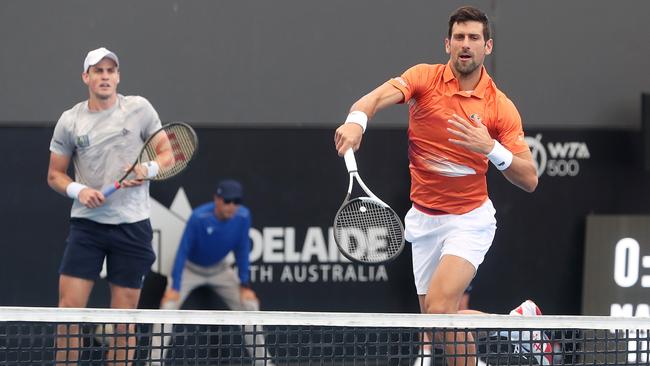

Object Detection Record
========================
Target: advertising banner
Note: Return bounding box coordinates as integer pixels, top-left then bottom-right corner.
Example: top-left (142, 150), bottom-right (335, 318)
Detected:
top-left (0, 127), bottom-right (648, 315)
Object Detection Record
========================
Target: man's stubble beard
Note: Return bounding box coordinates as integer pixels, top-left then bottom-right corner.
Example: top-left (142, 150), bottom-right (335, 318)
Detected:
top-left (453, 58), bottom-right (481, 77)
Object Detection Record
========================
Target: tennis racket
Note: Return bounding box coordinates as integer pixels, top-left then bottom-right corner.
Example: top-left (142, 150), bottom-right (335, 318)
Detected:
top-left (333, 149), bottom-right (405, 264)
top-left (101, 122), bottom-right (199, 197)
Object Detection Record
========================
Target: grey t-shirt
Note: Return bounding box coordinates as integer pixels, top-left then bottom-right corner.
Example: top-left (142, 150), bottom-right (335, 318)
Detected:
top-left (50, 94), bottom-right (162, 224)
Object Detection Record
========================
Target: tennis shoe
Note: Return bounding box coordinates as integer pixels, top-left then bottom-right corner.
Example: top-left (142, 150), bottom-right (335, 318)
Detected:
top-left (505, 300), bottom-right (554, 365)
top-left (509, 299), bottom-right (543, 316)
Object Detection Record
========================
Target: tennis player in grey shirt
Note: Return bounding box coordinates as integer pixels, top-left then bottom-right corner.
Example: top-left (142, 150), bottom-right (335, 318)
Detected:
top-left (47, 46), bottom-right (162, 364)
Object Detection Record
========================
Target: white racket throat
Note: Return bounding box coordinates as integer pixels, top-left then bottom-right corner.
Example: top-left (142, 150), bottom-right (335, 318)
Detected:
top-left (344, 149), bottom-right (387, 206)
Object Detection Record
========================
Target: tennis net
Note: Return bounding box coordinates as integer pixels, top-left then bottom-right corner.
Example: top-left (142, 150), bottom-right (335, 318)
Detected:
top-left (0, 306), bottom-right (649, 365)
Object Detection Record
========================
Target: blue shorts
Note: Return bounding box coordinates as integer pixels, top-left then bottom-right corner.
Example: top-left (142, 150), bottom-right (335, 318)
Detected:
top-left (59, 218), bottom-right (155, 289)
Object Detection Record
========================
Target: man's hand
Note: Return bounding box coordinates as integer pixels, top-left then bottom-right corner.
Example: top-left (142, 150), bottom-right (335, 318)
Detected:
top-left (78, 188), bottom-right (105, 208)
top-left (334, 123), bottom-right (364, 156)
top-left (121, 164), bottom-right (147, 188)
top-left (447, 113), bottom-right (495, 154)
top-left (239, 286), bottom-right (258, 304)
top-left (161, 288), bottom-right (181, 309)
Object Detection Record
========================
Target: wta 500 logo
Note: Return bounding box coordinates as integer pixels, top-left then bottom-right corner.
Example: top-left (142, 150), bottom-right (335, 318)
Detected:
top-left (525, 134), bottom-right (590, 177)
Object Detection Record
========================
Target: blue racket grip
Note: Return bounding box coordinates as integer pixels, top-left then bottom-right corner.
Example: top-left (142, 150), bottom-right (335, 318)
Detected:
top-left (101, 182), bottom-right (121, 197)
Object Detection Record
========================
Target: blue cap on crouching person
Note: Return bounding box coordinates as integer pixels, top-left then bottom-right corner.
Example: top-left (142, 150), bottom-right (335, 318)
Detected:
top-left (215, 179), bottom-right (243, 201)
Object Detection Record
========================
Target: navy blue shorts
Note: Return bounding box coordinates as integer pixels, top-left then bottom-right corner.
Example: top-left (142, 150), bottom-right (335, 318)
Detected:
top-left (59, 218), bottom-right (155, 289)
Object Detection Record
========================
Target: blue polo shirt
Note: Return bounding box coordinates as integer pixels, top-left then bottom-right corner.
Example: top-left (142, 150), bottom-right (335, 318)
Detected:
top-left (170, 202), bottom-right (251, 290)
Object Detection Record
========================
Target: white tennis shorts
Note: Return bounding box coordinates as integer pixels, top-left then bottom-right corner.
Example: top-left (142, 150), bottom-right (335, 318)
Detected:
top-left (405, 199), bottom-right (497, 295)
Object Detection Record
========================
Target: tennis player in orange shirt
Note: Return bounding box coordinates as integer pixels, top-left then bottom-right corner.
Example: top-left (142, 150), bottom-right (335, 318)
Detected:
top-left (335, 6), bottom-right (537, 365)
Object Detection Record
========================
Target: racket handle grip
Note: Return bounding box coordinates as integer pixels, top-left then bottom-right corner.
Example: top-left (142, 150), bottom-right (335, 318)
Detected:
top-left (101, 182), bottom-right (121, 197)
top-left (344, 149), bottom-right (358, 173)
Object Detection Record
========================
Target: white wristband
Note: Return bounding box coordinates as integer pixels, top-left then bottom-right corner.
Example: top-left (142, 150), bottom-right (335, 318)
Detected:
top-left (66, 182), bottom-right (88, 200)
top-left (345, 111), bottom-right (368, 133)
top-left (142, 161), bottom-right (160, 178)
top-left (486, 140), bottom-right (513, 171)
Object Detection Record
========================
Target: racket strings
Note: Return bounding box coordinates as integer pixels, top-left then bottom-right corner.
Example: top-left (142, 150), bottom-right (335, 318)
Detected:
top-left (143, 124), bottom-right (197, 180)
top-left (334, 199), bottom-right (404, 263)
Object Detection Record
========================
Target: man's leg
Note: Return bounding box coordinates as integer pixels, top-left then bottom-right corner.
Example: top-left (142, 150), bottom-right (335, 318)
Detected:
top-left (107, 284), bottom-right (142, 366)
top-left (56, 219), bottom-right (108, 365)
top-left (105, 218), bottom-right (156, 365)
top-left (413, 292), bottom-right (485, 366)
top-left (424, 254), bottom-right (476, 366)
top-left (210, 264), bottom-right (271, 366)
top-left (411, 201), bottom-right (496, 366)
top-left (149, 267), bottom-right (206, 365)
top-left (56, 275), bottom-right (95, 365)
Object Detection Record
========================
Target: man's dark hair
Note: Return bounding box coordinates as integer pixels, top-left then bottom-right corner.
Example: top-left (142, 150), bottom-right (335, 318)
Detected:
top-left (448, 6), bottom-right (491, 41)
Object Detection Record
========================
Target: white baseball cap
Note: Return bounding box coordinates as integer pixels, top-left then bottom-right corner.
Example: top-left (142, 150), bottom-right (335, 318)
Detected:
top-left (83, 47), bottom-right (119, 72)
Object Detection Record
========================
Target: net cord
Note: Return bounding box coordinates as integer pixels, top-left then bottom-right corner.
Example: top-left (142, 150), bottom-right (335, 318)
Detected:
top-left (0, 307), bottom-right (648, 330)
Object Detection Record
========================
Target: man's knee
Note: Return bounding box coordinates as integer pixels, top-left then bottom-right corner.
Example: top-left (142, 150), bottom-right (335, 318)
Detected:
top-left (424, 297), bottom-right (458, 315)
top-left (240, 299), bottom-right (260, 311)
top-left (59, 296), bottom-right (85, 308)
top-left (58, 275), bottom-right (94, 308)
top-left (110, 285), bottom-right (142, 309)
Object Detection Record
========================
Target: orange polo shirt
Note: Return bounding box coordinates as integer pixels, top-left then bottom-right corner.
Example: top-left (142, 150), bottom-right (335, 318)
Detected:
top-left (387, 62), bottom-right (529, 214)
